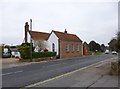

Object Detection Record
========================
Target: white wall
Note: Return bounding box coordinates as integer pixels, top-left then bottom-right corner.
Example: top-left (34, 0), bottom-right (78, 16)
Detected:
top-left (27, 31), bottom-right (31, 43)
top-left (48, 32), bottom-right (59, 55)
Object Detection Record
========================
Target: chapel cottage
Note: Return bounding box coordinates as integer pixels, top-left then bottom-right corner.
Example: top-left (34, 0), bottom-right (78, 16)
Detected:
top-left (24, 22), bottom-right (83, 58)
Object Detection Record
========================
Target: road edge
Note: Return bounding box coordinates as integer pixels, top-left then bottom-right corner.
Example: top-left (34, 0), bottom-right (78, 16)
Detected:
top-left (23, 57), bottom-right (117, 88)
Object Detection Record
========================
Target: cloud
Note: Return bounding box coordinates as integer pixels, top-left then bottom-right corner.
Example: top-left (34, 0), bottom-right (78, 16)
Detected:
top-left (0, 1), bottom-right (118, 46)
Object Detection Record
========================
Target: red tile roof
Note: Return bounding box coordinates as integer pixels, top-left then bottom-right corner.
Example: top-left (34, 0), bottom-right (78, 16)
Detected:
top-left (29, 31), bottom-right (50, 40)
top-left (52, 30), bottom-right (82, 42)
top-left (29, 30), bottom-right (82, 42)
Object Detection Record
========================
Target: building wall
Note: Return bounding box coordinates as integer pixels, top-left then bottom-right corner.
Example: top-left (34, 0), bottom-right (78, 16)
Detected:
top-left (27, 31), bottom-right (31, 43)
top-left (83, 46), bottom-right (87, 55)
top-left (60, 41), bottom-right (82, 58)
top-left (47, 32), bottom-right (59, 55)
top-left (83, 44), bottom-right (89, 55)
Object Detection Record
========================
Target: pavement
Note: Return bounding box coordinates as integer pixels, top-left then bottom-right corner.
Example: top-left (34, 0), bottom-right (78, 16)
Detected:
top-left (1, 58), bottom-right (38, 69)
top-left (26, 57), bottom-right (119, 88)
top-left (1, 58), bottom-right (22, 69)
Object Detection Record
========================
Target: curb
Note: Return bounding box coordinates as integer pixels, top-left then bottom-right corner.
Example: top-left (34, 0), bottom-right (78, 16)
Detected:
top-left (24, 57), bottom-right (117, 88)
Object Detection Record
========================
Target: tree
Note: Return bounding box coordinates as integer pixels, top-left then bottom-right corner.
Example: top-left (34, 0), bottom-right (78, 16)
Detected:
top-left (115, 32), bottom-right (120, 52)
top-left (89, 40), bottom-right (101, 52)
top-left (101, 44), bottom-right (106, 52)
top-left (20, 43), bottom-right (34, 52)
top-left (108, 39), bottom-right (117, 51)
top-left (18, 43), bottom-right (31, 59)
top-left (34, 40), bottom-right (47, 52)
top-left (108, 31), bottom-right (120, 52)
top-left (10, 46), bottom-right (17, 48)
top-left (0, 46), bottom-right (3, 58)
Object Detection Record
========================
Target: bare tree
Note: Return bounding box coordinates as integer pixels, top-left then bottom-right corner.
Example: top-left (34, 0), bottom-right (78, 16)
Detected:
top-left (34, 40), bottom-right (47, 52)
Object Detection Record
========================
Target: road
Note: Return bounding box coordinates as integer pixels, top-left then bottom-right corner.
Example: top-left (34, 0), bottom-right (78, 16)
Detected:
top-left (2, 54), bottom-right (117, 87)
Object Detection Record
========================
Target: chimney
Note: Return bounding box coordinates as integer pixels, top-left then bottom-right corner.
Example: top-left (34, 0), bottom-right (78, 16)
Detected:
top-left (64, 29), bottom-right (67, 33)
top-left (24, 22), bottom-right (29, 43)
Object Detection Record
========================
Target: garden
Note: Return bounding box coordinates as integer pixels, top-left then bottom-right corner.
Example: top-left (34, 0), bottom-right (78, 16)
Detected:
top-left (18, 43), bottom-right (56, 62)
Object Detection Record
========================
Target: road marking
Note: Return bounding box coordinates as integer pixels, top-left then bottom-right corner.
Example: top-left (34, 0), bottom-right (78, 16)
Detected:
top-left (1, 70), bottom-right (23, 76)
top-left (25, 57), bottom-right (117, 88)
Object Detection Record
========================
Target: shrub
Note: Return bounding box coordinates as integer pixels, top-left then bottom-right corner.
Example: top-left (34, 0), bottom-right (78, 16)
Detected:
top-left (32, 52), bottom-right (56, 58)
top-left (11, 55), bottom-right (15, 58)
top-left (21, 43), bottom-right (35, 52)
top-left (18, 43), bottom-right (31, 59)
top-left (18, 43), bottom-right (56, 59)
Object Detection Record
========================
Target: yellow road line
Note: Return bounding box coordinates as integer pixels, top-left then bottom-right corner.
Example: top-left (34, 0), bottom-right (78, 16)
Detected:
top-left (24, 57), bottom-right (117, 88)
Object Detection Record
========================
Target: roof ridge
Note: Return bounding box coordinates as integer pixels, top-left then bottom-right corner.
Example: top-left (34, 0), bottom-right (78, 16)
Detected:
top-left (30, 30), bottom-right (50, 34)
top-left (52, 30), bottom-right (82, 42)
top-left (53, 30), bottom-right (76, 35)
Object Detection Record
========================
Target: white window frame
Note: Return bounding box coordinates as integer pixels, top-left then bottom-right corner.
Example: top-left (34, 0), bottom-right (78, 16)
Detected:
top-left (76, 44), bottom-right (79, 52)
top-left (70, 44), bottom-right (74, 52)
top-left (65, 43), bottom-right (69, 52)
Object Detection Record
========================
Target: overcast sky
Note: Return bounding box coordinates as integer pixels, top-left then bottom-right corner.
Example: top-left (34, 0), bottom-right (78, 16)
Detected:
top-left (0, 0), bottom-right (119, 46)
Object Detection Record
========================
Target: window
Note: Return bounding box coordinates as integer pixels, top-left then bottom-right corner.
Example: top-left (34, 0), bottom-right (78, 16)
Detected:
top-left (65, 44), bottom-right (69, 52)
top-left (76, 44), bottom-right (79, 52)
top-left (52, 43), bottom-right (55, 52)
top-left (70, 44), bottom-right (74, 52)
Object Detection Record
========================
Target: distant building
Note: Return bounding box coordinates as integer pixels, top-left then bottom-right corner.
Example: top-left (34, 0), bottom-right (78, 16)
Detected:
top-left (24, 22), bottom-right (83, 58)
top-left (83, 42), bottom-right (89, 55)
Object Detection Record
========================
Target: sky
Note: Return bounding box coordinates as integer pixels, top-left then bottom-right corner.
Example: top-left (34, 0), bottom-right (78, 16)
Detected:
top-left (0, 0), bottom-right (119, 46)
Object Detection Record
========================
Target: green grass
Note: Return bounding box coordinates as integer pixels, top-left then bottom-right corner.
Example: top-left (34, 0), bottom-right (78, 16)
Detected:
top-left (94, 52), bottom-right (103, 55)
top-left (89, 51), bottom-right (103, 55)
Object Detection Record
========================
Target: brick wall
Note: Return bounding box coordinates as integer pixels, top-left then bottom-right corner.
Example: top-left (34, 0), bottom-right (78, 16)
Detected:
top-left (24, 22), bottom-right (29, 43)
top-left (83, 43), bottom-right (89, 55)
top-left (83, 46), bottom-right (88, 55)
top-left (59, 40), bottom-right (82, 58)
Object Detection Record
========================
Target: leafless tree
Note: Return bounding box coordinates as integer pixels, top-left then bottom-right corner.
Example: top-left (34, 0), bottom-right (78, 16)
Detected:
top-left (34, 40), bottom-right (47, 51)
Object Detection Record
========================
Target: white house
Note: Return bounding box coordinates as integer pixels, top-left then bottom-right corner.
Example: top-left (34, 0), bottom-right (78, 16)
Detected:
top-left (24, 22), bottom-right (83, 58)
top-left (47, 31), bottom-right (59, 55)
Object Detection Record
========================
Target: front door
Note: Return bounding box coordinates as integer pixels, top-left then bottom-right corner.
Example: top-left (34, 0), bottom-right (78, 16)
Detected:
top-left (52, 43), bottom-right (55, 52)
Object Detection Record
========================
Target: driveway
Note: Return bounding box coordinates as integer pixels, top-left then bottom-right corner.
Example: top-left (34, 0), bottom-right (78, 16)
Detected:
top-left (1, 58), bottom-right (35, 69)
top-left (1, 58), bottom-right (19, 64)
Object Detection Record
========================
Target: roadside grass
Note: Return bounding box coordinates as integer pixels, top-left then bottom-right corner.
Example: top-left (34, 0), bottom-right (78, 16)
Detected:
top-left (89, 51), bottom-right (103, 55)
top-left (94, 52), bottom-right (103, 55)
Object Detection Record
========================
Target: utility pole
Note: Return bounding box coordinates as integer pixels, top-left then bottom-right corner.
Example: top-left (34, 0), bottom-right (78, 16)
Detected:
top-left (30, 19), bottom-right (32, 62)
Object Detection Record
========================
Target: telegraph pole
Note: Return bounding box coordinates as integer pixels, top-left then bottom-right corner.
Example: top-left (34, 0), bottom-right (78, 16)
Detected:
top-left (30, 19), bottom-right (32, 62)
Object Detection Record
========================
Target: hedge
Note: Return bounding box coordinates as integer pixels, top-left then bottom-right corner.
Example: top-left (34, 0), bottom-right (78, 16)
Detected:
top-left (32, 52), bottom-right (56, 58)
top-left (18, 43), bottom-right (56, 59)
top-left (20, 52), bottom-right (56, 59)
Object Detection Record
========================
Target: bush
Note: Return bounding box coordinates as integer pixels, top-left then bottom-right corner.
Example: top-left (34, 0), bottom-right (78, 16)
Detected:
top-left (32, 52), bottom-right (56, 58)
top-left (18, 43), bottom-right (56, 59)
top-left (11, 55), bottom-right (15, 58)
top-left (18, 43), bottom-right (31, 59)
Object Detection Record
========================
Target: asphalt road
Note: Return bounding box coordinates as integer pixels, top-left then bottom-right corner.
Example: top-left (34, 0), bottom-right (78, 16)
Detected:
top-left (2, 54), bottom-right (117, 87)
